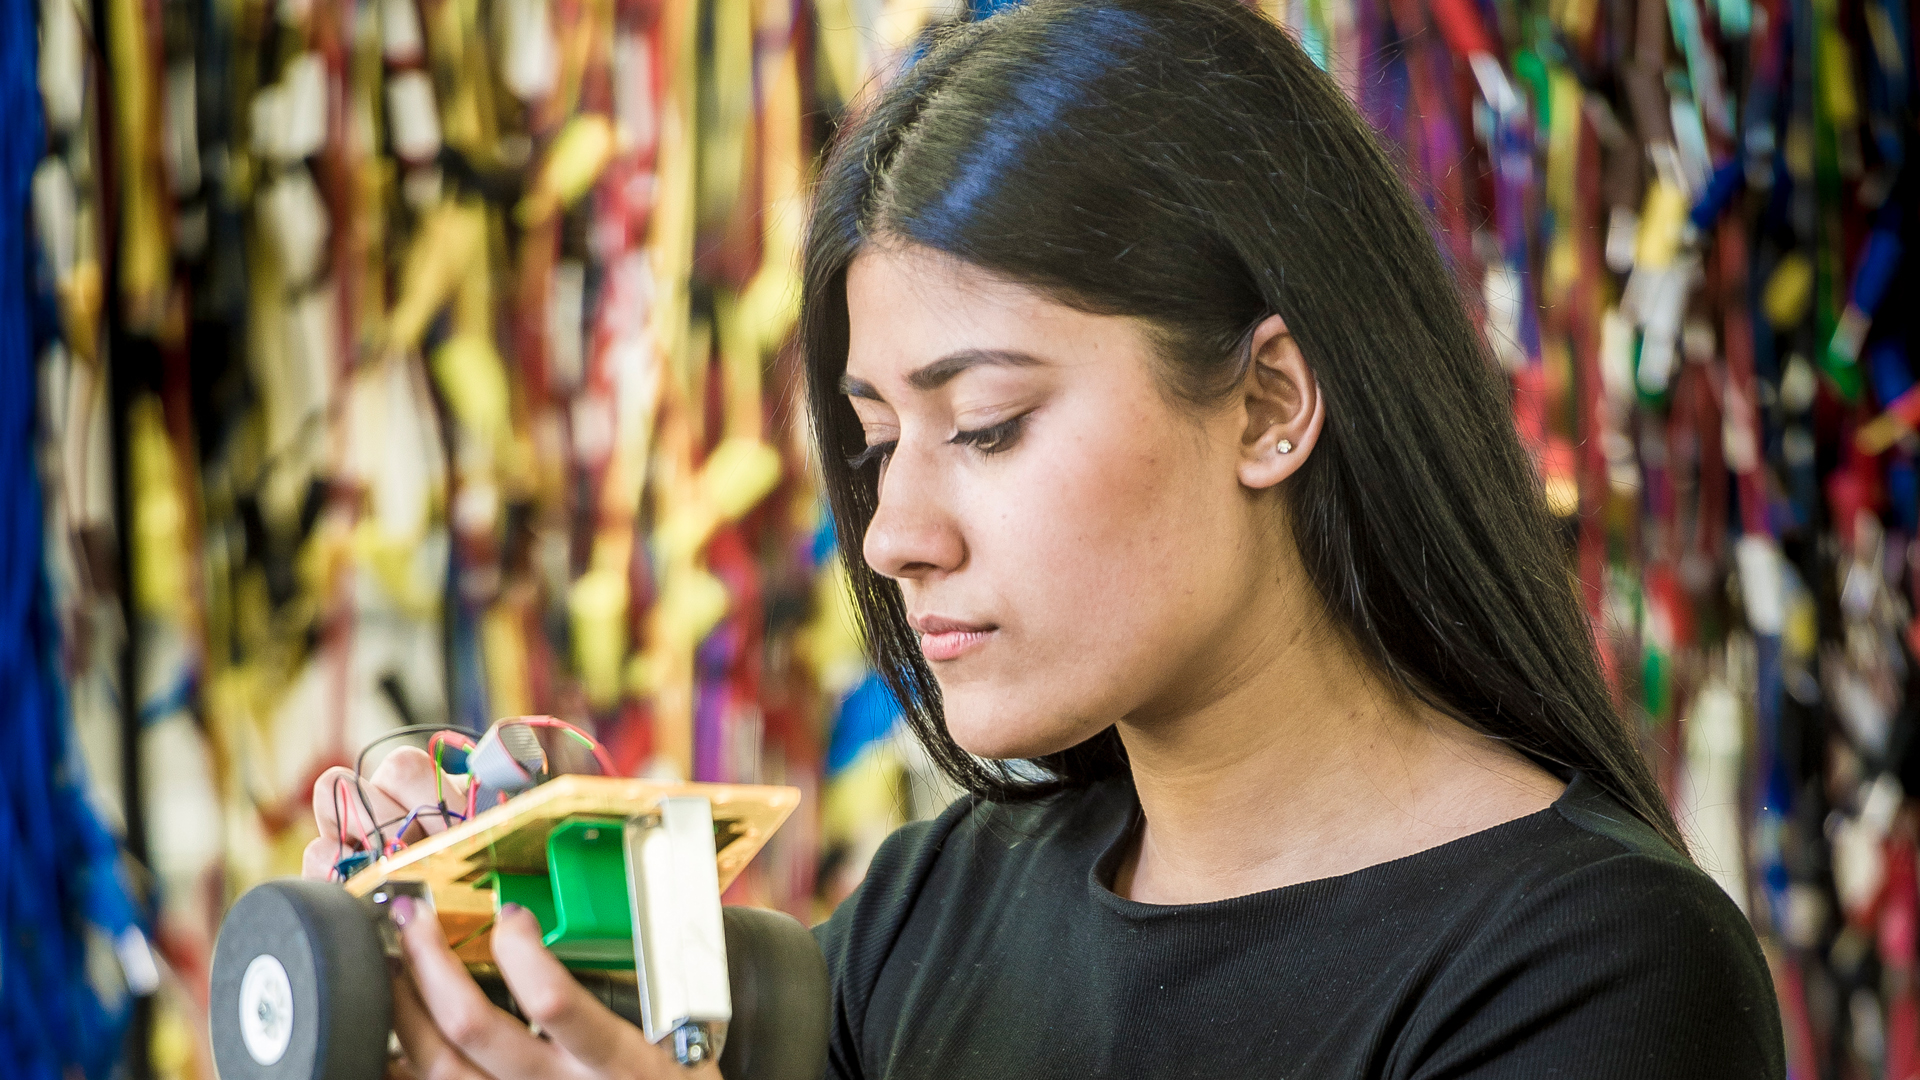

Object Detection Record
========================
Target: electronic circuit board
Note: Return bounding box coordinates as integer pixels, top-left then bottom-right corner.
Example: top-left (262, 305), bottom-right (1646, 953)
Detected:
top-left (341, 775), bottom-right (801, 967)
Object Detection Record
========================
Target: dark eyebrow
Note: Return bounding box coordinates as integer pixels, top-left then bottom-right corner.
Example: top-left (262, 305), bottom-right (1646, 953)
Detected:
top-left (838, 374), bottom-right (883, 400)
top-left (839, 349), bottom-right (1046, 401)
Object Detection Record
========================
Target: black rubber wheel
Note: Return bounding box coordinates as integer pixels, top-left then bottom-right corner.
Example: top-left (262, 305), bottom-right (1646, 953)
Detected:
top-left (209, 879), bottom-right (393, 1080)
top-left (719, 906), bottom-right (830, 1080)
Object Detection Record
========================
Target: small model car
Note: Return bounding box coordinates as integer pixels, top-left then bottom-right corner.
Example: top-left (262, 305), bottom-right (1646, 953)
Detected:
top-left (208, 718), bottom-right (828, 1080)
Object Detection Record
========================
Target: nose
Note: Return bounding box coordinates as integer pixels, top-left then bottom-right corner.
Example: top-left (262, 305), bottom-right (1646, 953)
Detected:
top-left (861, 444), bottom-right (965, 582)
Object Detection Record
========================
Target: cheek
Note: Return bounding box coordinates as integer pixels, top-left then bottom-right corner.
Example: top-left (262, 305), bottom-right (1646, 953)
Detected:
top-left (934, 406), bottom-right (1244, 756)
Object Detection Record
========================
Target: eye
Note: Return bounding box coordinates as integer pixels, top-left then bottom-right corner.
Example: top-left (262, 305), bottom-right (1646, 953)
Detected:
top-left (949, 414), bottom-right (1027, 456)
top-left (845, 440), bottom-right (897, 471)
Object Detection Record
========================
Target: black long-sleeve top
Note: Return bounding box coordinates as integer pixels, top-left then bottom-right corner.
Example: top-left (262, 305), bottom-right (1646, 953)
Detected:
top-left (813, 770), bottom-right (1786, 1078)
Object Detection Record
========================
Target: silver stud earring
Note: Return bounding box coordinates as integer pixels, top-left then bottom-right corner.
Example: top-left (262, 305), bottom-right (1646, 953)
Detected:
top-left (1276, 439), bottom-right (1294, 454)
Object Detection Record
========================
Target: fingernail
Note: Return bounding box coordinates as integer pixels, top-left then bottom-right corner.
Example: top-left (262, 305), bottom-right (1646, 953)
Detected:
top-left (499, 902), bottom-right (524, 921)
top-left (391, 894), bottom-right (415, 927)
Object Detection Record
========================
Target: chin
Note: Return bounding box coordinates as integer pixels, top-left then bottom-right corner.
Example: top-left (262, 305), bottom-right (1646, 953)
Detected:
top-left (942, 698), bottom-right (1102, 763)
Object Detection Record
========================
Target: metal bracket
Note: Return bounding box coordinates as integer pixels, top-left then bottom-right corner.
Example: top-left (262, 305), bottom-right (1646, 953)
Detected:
top-left (626, 796), bottom-right (731, 1067)
top-left (363, 880), bottom-right (434, 960)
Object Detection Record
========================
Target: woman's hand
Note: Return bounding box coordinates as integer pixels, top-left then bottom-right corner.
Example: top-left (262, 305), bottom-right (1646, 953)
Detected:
top-left (303, 746), bottom-right (461, 881)
top-left (387, 897), bottom-right (716, 1080)
top-left (301, 748), bottom-right (712, 1078)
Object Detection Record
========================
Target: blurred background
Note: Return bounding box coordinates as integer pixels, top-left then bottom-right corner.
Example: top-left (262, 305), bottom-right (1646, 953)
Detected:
top-left (1, 0), bottom-right (1914, 1075)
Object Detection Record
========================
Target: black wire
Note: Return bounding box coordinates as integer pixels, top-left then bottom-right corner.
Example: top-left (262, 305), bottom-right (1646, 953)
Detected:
top-left (333, 778), bottom-right (465, 872)
top-left (355, 723), bottom-right (478, 780)
top-left (352, 723), bottom-right (475, 851)
top-left (332, 776), bottom-right (348, 873)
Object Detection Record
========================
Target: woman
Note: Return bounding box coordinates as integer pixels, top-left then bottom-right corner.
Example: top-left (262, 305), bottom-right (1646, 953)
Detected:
top-left (310, 0), bottom-right (1786, 1076)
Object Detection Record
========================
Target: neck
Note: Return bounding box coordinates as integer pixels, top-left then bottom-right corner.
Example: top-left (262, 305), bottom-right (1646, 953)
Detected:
top-left (1111, 619), bottom-right (1564, 905)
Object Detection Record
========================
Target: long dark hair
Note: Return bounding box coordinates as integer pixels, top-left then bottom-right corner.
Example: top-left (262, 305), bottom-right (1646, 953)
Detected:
top-left (799, 0), bottom-right (1685, 852)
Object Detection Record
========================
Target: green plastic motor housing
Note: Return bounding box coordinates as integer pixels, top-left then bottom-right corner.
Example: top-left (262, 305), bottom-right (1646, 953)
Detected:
top-left (486, 816), bottom-right (634, 968)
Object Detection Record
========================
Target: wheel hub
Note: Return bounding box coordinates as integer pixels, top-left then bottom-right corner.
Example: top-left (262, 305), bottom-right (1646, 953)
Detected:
top-left (239, 954), bottom-right (295, 1065)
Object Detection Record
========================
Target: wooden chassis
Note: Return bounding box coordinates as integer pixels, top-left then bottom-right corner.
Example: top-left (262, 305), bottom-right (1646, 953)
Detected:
top-left (342, 775), bottom-right (801, 967)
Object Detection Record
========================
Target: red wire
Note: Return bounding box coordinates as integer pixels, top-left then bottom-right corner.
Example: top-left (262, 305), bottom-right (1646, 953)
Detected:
top-left (508, 716), bottom-right (619, 777)
top-left (426, 730), bottom-right (478, 755)
top-left (420, 729), bottom-right (482, 828)
top-left (335, 776), bottom-right (375, 854)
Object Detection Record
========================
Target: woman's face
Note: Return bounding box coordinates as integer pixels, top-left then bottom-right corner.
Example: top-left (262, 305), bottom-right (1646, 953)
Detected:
top-left (842, 244), bottom-right (1309, 760)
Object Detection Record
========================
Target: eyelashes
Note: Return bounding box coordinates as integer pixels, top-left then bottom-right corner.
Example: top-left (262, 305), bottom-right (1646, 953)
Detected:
top-left (948, 414), bottom-right (1026, 455)
top-left (845, 440), bottom-right (895, 471)
top-left (844, 414), bottom-right (1029, 471)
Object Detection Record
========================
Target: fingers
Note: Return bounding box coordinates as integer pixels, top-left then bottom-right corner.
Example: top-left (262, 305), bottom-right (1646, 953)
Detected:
top-left (301, 837), bottom-right (336, 881)
top-left (312, 747), bottom-right (470, 858)
top-left (370, 747), bottom-right (463, 833)
top-left (393, 895), bottom-right (561, 1079)
top-left (391, 967), bottom-right (487, 1080)
top-left (488, 905), bottom-right (676, 1077)
top-left (313, 765), bottom-right (409, 853)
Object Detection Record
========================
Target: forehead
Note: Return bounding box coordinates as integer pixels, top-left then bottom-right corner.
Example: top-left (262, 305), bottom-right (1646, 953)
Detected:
top-left (843, 245), bottom-right (1153, 385)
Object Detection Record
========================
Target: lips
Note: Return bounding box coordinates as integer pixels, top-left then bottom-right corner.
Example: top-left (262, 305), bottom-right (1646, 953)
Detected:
top-left (910, 614), bottom-right (997, 662)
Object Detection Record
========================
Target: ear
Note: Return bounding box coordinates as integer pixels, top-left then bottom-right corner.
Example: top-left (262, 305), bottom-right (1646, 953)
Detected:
top-left (1236, 314), bottom-right (1325, 491)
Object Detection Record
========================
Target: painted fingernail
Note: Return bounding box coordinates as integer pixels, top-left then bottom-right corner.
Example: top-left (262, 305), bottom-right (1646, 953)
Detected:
top-left (390, 894), bottom-right (415, 927)
top-left (499, 902), bottom-right (524, 921)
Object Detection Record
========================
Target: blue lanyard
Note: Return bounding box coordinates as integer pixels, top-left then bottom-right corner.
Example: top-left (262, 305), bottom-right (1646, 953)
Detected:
top-left (1, 0), bottom-right (147, 1074)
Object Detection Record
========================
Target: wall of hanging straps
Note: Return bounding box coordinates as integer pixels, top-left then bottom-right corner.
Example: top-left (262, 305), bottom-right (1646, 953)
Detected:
top-left (1311, 0), bottom-right (1911, 1070)
top-left (10, 0), bottom-right (1917, 1075)
top-left (20, 0), bottom-right (964, 1075)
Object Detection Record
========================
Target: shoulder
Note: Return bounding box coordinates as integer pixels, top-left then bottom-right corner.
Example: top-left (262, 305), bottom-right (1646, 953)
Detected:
top-left (1482, 770), bottom-right (1754, 938)
top-left (1396, 774), bottom-right (1784, 1079)
top-left (1516, 774), bottom-right (1763, 966)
